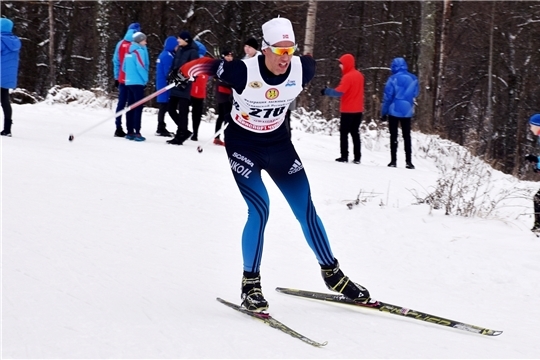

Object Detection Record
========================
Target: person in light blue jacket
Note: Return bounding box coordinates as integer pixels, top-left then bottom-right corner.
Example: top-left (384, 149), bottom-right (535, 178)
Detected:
top-left (112, 22), bottom-right (140, 137)
top-left (154, 36), bottom-right (178, 137)
top-left (1, 17), bottom-right (22, 137)
top-left (122, 32), bottom-right (149, 141)
top-left (381, 57), bottom-right (419, 169)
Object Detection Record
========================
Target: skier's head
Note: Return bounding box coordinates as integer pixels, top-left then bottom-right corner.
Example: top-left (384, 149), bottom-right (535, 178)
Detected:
top-left (261, 17), bottom-right (296, 75)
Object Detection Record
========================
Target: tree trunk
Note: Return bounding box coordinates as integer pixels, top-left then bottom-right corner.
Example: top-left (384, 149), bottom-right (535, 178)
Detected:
top-left (303, 0), bottom-right (317, 55)
top-left (49, 0), bottom-right (55, 87)
top-left (434, 0), bottom-right (451, 133)
top-left (416, 1), bottom-right (436, 132)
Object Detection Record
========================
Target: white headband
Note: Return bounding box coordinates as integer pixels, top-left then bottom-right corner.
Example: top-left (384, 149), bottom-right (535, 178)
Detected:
top-left (261, 17), bottom-right (295, 49)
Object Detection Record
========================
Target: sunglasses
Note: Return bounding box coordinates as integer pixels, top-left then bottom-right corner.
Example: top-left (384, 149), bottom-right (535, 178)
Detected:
top-left (266, 44), bottom-right (297, 56)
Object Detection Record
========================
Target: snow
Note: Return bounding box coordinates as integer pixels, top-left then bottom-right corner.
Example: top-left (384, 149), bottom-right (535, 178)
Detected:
top-left (2, 91), bottom-right (540, 358)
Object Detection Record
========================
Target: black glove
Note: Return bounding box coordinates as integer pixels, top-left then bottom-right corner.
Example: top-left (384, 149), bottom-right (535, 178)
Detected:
top-left (171, 71), bottom-right (189, 88)
top-left (320, 87), bottom-right (327, 96)
top-left (381, 115), bottom-right (388, 122)
top-left (534, 168), bottom-right (540, 173)
top-left (114, 80), bottom-right (119, 88)
top-left (525, 154), bottom-right (538, 163)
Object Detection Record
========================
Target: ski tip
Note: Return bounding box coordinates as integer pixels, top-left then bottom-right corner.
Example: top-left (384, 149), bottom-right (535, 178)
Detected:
top-left (488, 330), bottom-right (503, 336)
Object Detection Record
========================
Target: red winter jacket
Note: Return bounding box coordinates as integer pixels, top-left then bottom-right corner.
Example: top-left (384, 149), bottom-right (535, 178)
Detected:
top-left (334, 54), bottom-right (364, 113)
top-left (117, 39), bottom-right (131, 84)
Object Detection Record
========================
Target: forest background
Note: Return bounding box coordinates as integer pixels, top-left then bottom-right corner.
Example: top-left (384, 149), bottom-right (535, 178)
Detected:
top-left (2, 0), bottom-right (540, 178)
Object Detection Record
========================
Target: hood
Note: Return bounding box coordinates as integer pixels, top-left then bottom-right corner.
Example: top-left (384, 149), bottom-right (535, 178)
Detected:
top-left (1, 18), bottom-right (14, 33)
top-left (195, 40), bottom-right (207, 58)
top-left (164, 36), bottom-right (178, 52)
top-left (391, 57), bottom-right (408, 74)
top-left (123, 29), bottom-right (136, 42)
top-left (339, 53), bottom-right (356, 74)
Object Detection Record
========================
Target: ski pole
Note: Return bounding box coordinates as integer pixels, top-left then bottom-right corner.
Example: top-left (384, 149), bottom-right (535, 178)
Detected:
top-left (197, 122), bottom-right (229, 153)
top-left (68, 82), bottom-right (176, 142)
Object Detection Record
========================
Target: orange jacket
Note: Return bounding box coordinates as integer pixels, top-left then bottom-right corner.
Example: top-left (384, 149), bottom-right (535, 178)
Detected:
top-left (334, 54), bottom-right (364, 113)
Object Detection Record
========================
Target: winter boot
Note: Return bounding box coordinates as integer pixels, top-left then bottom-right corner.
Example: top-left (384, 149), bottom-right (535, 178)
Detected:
top-left (1, 130), bottom-right (12, 137)
top-left (241, 272), bottom-right (269, 312)
top-left (388, 161), bottom-right (396, 167)
top-left (321, 259), bottom-right (370, 304)
top-left (335, 157), bottom-right (348, 163)
top-left (406, 162), bottom-right (415, 169)
top-left (115, 128), bottom-right (127, 137)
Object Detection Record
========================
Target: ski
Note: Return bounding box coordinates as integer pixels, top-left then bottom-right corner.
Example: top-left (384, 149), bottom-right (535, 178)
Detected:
top-left (216, 297), bottom-right (328, 347)
top-left (275, 288), bottom-right (503, 337)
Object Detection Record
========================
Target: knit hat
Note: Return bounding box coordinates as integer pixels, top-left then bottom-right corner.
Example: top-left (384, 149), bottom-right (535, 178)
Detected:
top-left (132, 32), bottom-right (147, 43)
top-left (530, 114), bottom-right (540, 126)
top-left (128, 22), bottom-right (141, 31)
top-left (179, 31), bottom-right (192, 43)
top-left (221, 48), bottom-right (233, 57)
top-left (261, 17), bottom-right (295, 49)
top-left (244, 38), bottom-right (259, 50)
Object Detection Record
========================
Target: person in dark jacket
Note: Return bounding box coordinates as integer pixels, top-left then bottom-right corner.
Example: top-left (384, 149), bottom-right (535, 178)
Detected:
top-left (1, 17), bottom-right (22, 137)
top-left (155, 35), bottom-right (178, 137)
top-left (166, 31), bottom-right (199, 145)
top-left (525, 113), bottom-right (540, 234)
top-left (112, 22), bottom-right (140, 138)
top-left (189, 40), bottom-right (209, 141)
top-left (381, 57), bottom-right (419, 169)
top-left (321, 54), bottom-right (365, 164)
top-left (213, 48), bottom-right (234, 146)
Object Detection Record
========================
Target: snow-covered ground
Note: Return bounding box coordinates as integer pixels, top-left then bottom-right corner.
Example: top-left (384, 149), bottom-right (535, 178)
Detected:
top-left (2, 93), bottom-right (540, 358)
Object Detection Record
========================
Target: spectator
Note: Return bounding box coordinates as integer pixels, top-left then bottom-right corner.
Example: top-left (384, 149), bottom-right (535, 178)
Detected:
top-left (122, 31), bottom-right (149, 141)
top-left (213, 48), bottom-right (234, 146)
top-left (112, 22), bottom-right (140, 138)
top-left (166, 30), bottom-right (199, 145)
top-left (525, 113), bottom-right (540, 234)
top-left (321, 54), bottom-right (365, 164)
top-left (173, 17), bottom-right (371, 312)
top-left (380, 57), bottom-right (419, 169)
top-left (243, 37), bottom-right (261, 59)
top-left (0, 17), bottom-right (21, 137)
top-left (155, 35), bottom-right (177, 137)
top-left (189, 40), bottom-right (209, 141)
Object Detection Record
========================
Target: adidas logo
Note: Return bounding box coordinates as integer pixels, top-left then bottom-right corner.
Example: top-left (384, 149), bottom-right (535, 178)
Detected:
top-left (288, 159), bottom-right (304, 175)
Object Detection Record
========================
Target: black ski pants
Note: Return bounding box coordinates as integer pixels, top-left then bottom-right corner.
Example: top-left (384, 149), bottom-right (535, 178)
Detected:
top-left (339, 112), bottom-right (362, 161)
top-left (388, 115), bottom-right (412, 163)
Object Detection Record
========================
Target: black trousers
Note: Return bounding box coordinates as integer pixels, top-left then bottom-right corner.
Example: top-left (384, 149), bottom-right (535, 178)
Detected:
top-left (388, 115), bottom-right (412, 163)
top-left (168, 96), bottom-right (190, 135)
top-left (339, 112), bottom-right (362, 161)
top-left (157, 102), bottom-right (169, 131)
top-left (534, 189), bottom-right (540, 226)
top-left (1, 88), bottom-right (12, 132)
top-left (190, 96), bottom-right (204, 138)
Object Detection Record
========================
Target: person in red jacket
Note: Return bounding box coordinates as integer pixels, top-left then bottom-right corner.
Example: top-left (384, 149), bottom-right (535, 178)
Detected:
top-left (189, 40), bottom-right (209, 141)
top-left (321, 54), bottom-right (365, 164)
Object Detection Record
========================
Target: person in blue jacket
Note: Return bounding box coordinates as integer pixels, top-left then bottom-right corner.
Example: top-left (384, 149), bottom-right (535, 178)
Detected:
top-left (525, 113), bottom-right (540, 234)
top-left (155, 36), bottom-right (178, 137)
top-left (1, 17), bottom-right (22, 137)
top-left (122, 32), bottom-right (150, 141)
top-left (381, 57), bottom-right (419, 169)
top-left (112, 22), bottom-right (140, 138)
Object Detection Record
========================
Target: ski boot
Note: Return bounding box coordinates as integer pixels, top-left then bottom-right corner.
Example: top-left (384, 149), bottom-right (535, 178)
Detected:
top-left (321, 259), bottom-right (371, 304)
top-left (241, 271), bottom-right (269, 312)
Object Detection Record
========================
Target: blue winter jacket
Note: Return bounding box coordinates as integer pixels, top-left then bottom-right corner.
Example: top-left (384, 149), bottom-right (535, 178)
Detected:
top-left (123, 42), bottom-right (149, 86)
top-left (155, 36), bottom-right (178, 103)
top-left (381, 57), bottom-right (419, 118)
top-left (1, 18), bottom-right (22, 89)
top-left (113, 29), bottom-right (136, 80)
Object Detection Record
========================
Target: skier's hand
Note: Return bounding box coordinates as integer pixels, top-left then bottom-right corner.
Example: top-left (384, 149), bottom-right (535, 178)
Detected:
top-left (170, 71), bottom-right (190, 88)
top-left (114, 80), bottom-right (119, 88)
top-left (525, 154), bottom-right (538, 163)
top-left (320, 87), bottom-right (327, 96)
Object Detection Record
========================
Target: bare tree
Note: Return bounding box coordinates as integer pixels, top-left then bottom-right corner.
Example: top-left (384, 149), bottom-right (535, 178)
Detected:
top-left (416, 0), bottom-right (436, 132)
top-left (303, 0), bottom-right (317, 55)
